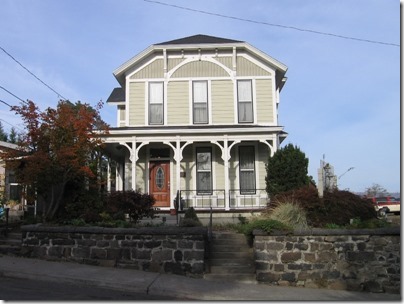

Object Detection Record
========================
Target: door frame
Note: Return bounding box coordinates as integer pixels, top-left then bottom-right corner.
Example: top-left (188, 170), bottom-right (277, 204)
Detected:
top-left (148, 160), bottom-right (171, 208)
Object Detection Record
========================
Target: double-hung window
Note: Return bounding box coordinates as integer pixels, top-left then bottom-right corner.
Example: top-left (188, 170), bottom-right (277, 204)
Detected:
top-left (193, 81), bottom-right (208, 124)
top-left (237, 80), bottom-right (253, 123)
top-left (149, 82), bottom-right (164, 125)
top-left (196, 147), bottom-right (212, 194)
top-left (239, 146), bottom-right (256, 194)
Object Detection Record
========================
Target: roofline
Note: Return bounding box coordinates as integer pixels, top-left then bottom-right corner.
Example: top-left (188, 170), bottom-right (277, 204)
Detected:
top-left (0, 141), bottom-right (18, 150)
top-left (113, 41), bottom-right (287, 86)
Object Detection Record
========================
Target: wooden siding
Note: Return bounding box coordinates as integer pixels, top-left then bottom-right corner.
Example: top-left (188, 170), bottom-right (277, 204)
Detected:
top-left (180, 145), bottom-right (195, 190)
top-left (213, 145), bottom-right (225, 189)
top-left (215, 57), bottom-right (233, 70)
top-left (130, 59), bottom-right (164, 79)
top-left (136, 149), bottom-right (147, 192)
top-left (129, 82), bottom-right (145, 125)
top-left (237, 56), bottom-right (271, 76)
top-left (168, 57), bottom-right (185, 71)
top-left (171, 60), bottom-right (229, 78)
top-left (256, 79), bottom-right (274, 123)
top-left (211, 80), bottom-right (234, 124)
top-left (257, 145), bottom-right (270, 189)
top-left (167, 81), bottom-right (189, 125)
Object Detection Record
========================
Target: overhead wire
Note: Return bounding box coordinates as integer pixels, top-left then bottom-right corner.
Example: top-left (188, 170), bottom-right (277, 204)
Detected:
top-left (0, 46), bottom-right (68, 100)
top-left (0, 85), bottom-right (26, 103)
top-left (144, 0), bottom-right (399, 47)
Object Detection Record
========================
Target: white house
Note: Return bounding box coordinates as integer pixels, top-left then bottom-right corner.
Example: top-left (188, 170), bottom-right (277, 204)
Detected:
top-left (100, 34), bottom-right (288, 213)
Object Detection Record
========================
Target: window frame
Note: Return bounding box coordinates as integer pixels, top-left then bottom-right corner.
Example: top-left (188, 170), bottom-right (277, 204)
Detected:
top-left (239, 146), bottom-right (256, 194)
top-left (196, 147), bottom-right (212, 195)
top-left (148, 82), bottom-right (164, 125)
top-left (192, 80), bottom-right (209, 124)
top-left (237, 80), bottom-right (254, 123)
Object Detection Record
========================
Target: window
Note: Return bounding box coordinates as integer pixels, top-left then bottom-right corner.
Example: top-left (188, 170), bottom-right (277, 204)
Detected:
top-left (239, 146), bottom-right (256, 194)
top-left (149, 82), bottom-right (164, 125)
top-left (196, 147), bottom-right (212, 194)
top-left (237, 80), bottom-right (253, 123)
top-left (193, 81), bottom-right (208, 124)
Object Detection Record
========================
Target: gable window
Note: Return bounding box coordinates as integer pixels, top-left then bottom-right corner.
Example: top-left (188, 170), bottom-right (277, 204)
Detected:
top-left (149, 82), bottom-right (164, 125)
top-left (239, 146), bottom-right (256, 194)
top-left (196, 147), bottom-right (212, 194)
top-left (237, 80), bottom-right (253, 123)
top-left (193, 81), bottom-right (208, 124)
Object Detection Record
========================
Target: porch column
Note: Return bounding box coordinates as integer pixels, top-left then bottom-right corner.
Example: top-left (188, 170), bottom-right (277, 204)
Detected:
top-left (131, 139), bottom-right (137, 191)
top-left (223, 137), bottom-right (230, 211)
top-left (107, 157), bottom-right (111, 192)
top-left (175, 137), bottom-right (181, 210)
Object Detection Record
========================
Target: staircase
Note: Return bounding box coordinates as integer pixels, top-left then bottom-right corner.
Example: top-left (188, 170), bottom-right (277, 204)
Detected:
top-left (0, 227), bottom-right (22, 256)
top-left (205, 231), bottom-right (256, 283)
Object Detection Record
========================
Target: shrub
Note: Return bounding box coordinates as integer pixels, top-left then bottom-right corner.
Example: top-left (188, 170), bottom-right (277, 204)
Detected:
top-left (105, 190), bottom-right (156, 223)
top-left (272, 187), bottom-right (378, 227)
top-left (241, 218), bottom-right (291, 238)
top-left (180, 207), bottom-right (202, 227)
top-left (264, 199), bottom-right (308, 230)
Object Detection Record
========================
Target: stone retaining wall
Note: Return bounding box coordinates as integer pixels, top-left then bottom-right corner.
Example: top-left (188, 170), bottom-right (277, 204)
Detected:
top-left (253, 227), bottom-right (400, 294)
top-left (21, 225), bottom-right (208, 278)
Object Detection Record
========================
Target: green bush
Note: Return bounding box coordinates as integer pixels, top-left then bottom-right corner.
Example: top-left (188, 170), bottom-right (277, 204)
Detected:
top-left (241, 218), bottom-right (291, 237)
top-left (180, 207), bottom-right (202, 227)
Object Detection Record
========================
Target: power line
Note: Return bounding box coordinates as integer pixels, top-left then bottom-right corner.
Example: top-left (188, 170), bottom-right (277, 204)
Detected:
top-left (144, 0), bottom-right (399, 47)
top-left (0, 99), bottom-right (12, 108)
top-left (0, 46), bottom-right (68, 100)
top-left (0, 85), bottom-right (25, 103)
top-left (0, 118), bottom-right (23, 132)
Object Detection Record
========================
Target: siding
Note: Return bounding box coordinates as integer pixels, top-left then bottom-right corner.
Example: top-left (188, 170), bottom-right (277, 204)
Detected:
top-left (129, 82), bottom-right (145, 125)
top-left (215, 56), bottom-right (233, 70)
top-left (180, 145), bottom-right (194, 191)
top-left (257, 145), bottom-right (270, 189)
top-left (256, 79), bottom-right (274, 124)
top-left (237, 56), bottom-right (271, 76)
top-left (168, 57), bottom-right (185, 71)
top-left (172, 60), bottom-right (228, 78)
top-left (167, 81), bottom-right (189, 125)
top-left (211, 80), bottom-right (234, 124)
top-left (136, 149), bottom-right (147, 192)
top-left (130, 59), bottom-right (164, 79)
top-left (213, 145), bottom-right (225, 189)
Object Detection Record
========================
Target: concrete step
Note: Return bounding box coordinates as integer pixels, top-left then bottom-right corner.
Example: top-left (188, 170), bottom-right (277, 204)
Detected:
top-left (207, 231), bottom-right (256, 284)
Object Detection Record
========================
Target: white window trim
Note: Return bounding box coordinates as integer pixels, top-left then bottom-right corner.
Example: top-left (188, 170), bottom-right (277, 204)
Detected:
top-left (146, 81), bottom-right (165, 126)
top-left (236, 143), bottom-right (259, 194)
top-left (193, 145), bottom-right (216, 195)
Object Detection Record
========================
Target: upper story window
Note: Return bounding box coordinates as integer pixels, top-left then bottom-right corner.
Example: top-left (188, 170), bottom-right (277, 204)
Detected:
top-left (237, 80), bottom-right (253, 123)
top-left (192, 81), bottom-right (208, 124)
top-left (149, 82), bottom-right (164, 125)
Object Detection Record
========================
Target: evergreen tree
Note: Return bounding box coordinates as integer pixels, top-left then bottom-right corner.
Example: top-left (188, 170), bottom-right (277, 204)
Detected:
top-left (8, 127), bottom-right (18, 144)
top-left (0, 121), bottom-right (7, 142)
top-left (265, 143), bottom-right (310, 197)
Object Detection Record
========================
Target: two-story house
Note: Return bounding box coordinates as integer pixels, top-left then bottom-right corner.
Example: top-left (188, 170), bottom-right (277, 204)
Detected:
top-left (100, 34), bottom-right (288, 214)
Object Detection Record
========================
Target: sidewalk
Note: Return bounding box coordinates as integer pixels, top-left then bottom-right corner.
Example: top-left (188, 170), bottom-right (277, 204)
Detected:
top-left (0, 255), bottom-right (400, 301)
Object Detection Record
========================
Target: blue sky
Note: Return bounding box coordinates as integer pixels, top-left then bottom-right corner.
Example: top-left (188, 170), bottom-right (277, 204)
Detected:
top-left (0, 0), bottom-right (400, 193)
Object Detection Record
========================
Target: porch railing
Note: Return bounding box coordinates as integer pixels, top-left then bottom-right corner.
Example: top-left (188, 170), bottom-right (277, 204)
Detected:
top-left (179, 189), bottom-right (268, 210)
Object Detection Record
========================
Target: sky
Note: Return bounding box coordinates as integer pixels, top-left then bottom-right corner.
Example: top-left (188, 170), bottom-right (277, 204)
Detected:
top-left (0, 0), bottom-right (400, 194)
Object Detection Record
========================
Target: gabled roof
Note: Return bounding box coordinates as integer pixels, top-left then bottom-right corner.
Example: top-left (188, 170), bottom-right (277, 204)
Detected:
top-left (106, 87), bottom-right (125, 104)
top-left (155, 34), bottom-right (243, 45)
top-left (113, 34), bottom-right (287, 88)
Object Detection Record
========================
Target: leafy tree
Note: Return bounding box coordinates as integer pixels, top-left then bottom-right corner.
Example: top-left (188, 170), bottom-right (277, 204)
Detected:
top-left (1, 100), bottom-right (108, 221)
top-left (365, 183), bottom-right (388, 197)
top-left (265, 143), bottom-right (310, 197)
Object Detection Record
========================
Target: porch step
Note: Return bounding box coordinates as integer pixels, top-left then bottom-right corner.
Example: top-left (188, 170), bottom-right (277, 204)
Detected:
top-left (205, 231), bottom-right (256, 284)
top-left (0, 231), bottom-right (22, 256)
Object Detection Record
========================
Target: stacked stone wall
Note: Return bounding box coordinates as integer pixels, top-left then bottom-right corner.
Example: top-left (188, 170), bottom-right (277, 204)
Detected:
top-left (21, 225), bottom-right (207, 277)
top-left (253, 227), bottom-right (400, 294)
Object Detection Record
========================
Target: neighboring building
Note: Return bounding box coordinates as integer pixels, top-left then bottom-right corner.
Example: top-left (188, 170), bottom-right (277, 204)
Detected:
top-left (0, 141), bottom-right (21, 204)
top-left (317, 159), bottom-right (338, 197)
top-left (100, 34), bottom-right (288, 213)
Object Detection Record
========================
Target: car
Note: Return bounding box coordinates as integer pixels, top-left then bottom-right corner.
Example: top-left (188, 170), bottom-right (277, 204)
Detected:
top-left (369, 196), bottom-right (400, 215)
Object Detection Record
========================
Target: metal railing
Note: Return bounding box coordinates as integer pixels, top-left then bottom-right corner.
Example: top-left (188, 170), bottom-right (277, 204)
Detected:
top-left (179, 189), bottom-right (268, 210)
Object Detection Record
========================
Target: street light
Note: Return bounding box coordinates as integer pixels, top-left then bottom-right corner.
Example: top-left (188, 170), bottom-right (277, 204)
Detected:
top-left (338, 167), bottom-right (354, 180)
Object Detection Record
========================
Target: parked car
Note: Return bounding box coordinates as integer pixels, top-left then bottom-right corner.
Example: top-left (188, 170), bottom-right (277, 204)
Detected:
top-left (368, 196), bottom-right (400, 215)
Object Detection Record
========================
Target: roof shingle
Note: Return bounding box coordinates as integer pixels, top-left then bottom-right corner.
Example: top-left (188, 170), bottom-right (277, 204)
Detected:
top-left (155, 34), bottom-right (243, 45)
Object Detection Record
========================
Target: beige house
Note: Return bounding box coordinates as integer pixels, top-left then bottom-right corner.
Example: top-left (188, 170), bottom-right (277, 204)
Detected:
top-left (101, 35), bottom-right (288, 213)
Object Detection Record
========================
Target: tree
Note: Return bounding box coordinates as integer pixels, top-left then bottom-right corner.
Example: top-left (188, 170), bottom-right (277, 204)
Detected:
top-left (8, 127), bottom-right (18, 144)
top-left (1, 100), bottom-right (108, 221)
top-left (265, 143), bottom-right (310, 197)
top-left (0, 121), bottom-right (8, 142)
top-left (365, 183), bottom-right (388, 197)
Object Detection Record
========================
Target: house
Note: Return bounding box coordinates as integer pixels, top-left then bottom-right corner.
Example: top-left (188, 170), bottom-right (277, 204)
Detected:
top-left (0, 141), bottom-right (22, 205)
top-left (100, 34), bottom-right (288, 215)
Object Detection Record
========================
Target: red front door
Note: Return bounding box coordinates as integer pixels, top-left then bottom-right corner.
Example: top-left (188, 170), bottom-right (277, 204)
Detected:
top-left (149, 161), bottom-right (170, 207)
